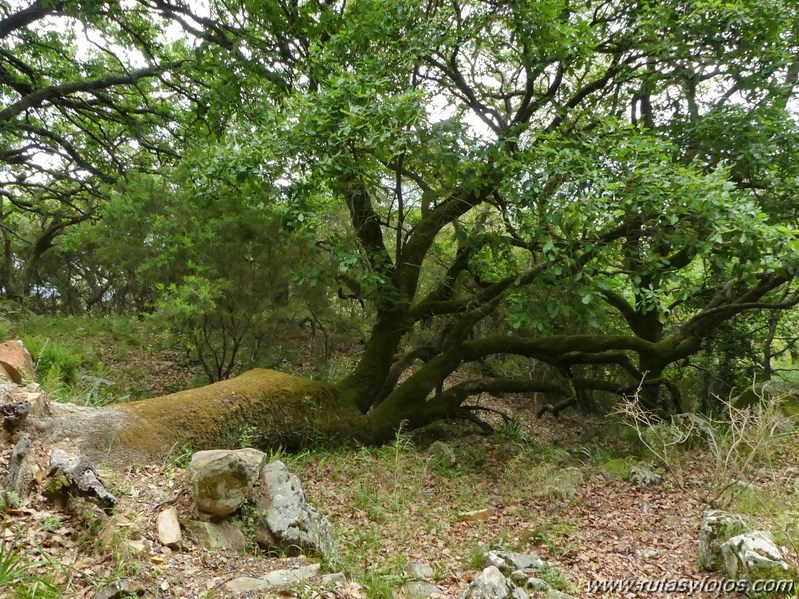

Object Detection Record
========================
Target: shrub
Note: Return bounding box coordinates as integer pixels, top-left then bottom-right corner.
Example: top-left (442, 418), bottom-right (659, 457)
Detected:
top-left (24, 337), bottom-right (81, 384)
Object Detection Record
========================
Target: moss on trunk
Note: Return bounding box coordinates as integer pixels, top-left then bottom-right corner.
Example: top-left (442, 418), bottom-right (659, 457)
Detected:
top-left (41, 369), bottom-right (369, 466)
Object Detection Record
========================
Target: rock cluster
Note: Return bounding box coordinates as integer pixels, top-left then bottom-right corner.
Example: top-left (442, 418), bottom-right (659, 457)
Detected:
top-left (458, 550), bottom-right (580, 599)
top-left (698, 508), bottom-right (795, 592)
top-left (185, 451), bottom-right (336, 560)
top-left (146, 449), bottom-right (342, 595)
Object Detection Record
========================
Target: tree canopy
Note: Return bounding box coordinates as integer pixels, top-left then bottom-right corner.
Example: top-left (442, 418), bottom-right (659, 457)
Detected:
top-left (4, 0), bottom-right (799, 429)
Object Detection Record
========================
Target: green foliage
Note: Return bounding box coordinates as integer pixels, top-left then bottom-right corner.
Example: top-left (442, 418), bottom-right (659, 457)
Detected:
top-left (5, 0), bottom-right (799, 420)
top-left (0, 541), bottom-right (55, 595)
top-left (24, 337), bottom-right (81, 385)
top-left (162, 443), bottom-right (194, 471)
top-left (538, 565), bottom-right (578, 593)
top-left (238, 426), bottom-right (259, 449)
top-left (601, 457), bottom-right (636, 480)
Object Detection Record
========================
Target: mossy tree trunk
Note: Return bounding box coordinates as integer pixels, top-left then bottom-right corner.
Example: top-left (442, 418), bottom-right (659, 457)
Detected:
top-left (32, 267), bottom-right (798, 467)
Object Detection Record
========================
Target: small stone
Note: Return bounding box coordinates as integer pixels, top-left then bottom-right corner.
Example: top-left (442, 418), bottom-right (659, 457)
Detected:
top-left (224, 565), bottom-right (322, 594)
top-left (629, 465), bottom-right (662, 487)
top-left (401, 580), bottom-right (441, 598)
top-left (321, 572), bottom-right (347, 586)
top-left (525, 577), bottom-right (550, 592)
top-left (428, 441), bottom-right (458, 468)
top-left (17, 391), bottom-right (49, 417)
top-left (405, 562), bottom-right (434, 580)
top-left (458, 509), bottom-right (492, 522)
top-left (182, 519), bottom-right (246, 551)
top-left (123, 539), bottom-right (145, 554)
top-left (255, 461), bottom-right (336, 560)
top-left (156, 507), bottom-right (181, 548)
top-left (483, 551), bottom-right (546, 574)
top-left (458, 566), bottom-right (528, 599)
top-left (260, 563), bottom-right (321, 586)
top-left (223, 577), bottom-right (269, 595)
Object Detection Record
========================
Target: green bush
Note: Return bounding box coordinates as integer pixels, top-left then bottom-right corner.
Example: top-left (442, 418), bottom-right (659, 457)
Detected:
top-left (24, 337), bottom-right (81, 385)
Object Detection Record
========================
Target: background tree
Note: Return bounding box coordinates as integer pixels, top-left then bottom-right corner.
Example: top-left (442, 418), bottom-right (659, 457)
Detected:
top-left (0, 0), bottom-right (199, 298)
top-left (10, 0), bottom-right (799, 459)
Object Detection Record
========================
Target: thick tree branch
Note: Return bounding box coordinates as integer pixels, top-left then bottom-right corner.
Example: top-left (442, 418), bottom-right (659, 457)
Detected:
top-left (0, 63), bottom-right (176, 123)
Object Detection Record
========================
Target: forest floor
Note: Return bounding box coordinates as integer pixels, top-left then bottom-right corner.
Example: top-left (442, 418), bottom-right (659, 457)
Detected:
top-left (1, 317), bottom-right (799, 598)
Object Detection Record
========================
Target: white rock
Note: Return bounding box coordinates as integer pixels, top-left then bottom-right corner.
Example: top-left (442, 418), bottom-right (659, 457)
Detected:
top-left (629, 465), bottom-right (662, 487)
top-left (156, 507), bottom-right (181, 548)
top-left (405, 562), bottom-right (435, 580)
top-left (721, 530), bottom-right (789, 579)
top-left (458, 566), bottom-right (528, 599)
top-left (260, 563), bottom-right (321, 586)
top-left (321, 572), bottom-right (347, 586)
top-left (483, 551), bottom-right (546, 574)
top-left (255, 461), bottom-right (336, 560)
top-left (698, 510), bottom-right (746, 571)
top-left (402, 580), bottom-right (442, 598)
top-left (222, 564), bottom-right (321, 596)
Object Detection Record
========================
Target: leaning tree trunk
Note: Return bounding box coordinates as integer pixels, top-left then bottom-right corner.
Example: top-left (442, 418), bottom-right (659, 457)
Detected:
top-left (34, 369), bottom-right (373, 467)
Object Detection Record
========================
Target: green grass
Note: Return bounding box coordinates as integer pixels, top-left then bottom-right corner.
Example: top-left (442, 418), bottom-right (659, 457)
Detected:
top-left (9, 314), bottom-right (180, 401)
top-left (25, 336), bottom-right (81, 384)
top-left (0, 541), bottom-right (61, 597)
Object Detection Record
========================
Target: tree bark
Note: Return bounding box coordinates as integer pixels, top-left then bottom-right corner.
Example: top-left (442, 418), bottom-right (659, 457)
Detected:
top-left (35, 369), bottom-right (369, 467)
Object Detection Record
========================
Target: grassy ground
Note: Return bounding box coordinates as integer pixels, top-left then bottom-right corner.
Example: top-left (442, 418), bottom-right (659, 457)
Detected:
top-left (1, 316), bottom-right (799, 598)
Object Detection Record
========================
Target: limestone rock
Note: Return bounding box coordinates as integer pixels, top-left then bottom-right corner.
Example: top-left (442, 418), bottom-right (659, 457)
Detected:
top-left (254, 460), bottom-right (336, 559)
top-left (321, 572), bottom-right (347, 586)
top-left (698, 510), bottom-right (746, 571)
top-left (0, 340), bottom-right (36, 383)
top-left (458, 566), bottom-right (528, 599)
top-left (222, 564), bottom-right (321, 595)
top-left (720, 531), bottom-right (789, 579)
top-left (182, 519), bottom-right (246, 551)
top-left (15, 390), bottom-right (49, 417)
top-left (406, 562), bottom-right (435, 580)
top-left (510, 571), bottom-right (550, 592)
top-left (124, 539), bottom-right (146, 554)
top-left (223, 577), bottom-right (269, 595)
top-left (261, 564), bottom-right (321, 586)
top-left (428, 441), bottom-right (458, 468)
top-left (545, 590), bottom-right (578, 599)
top-left (483, 551), bottom-right (546, 574)
top-left (401, 580), bottom-right (442, 598)
top-left (629, 465), bottom-right (662, 487)
top-left (189, 448), bottom-right (266, 517)
top-left (156, 507), bottom-right (181, 548)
